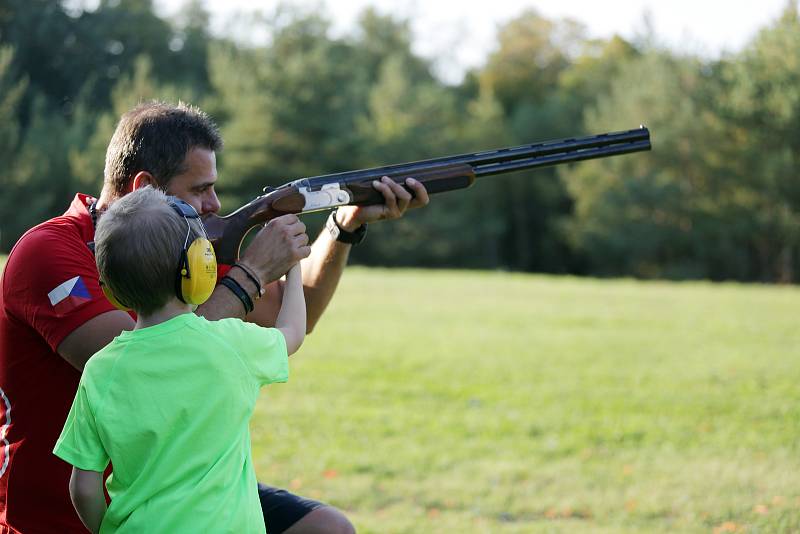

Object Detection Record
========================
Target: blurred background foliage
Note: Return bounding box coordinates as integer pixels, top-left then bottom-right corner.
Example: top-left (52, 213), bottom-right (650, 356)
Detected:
top-left (1, 0), bottom-right (799, 282)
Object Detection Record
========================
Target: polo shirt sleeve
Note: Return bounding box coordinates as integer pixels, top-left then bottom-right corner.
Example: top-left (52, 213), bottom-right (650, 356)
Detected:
top-left (5, 226), bottom-right (118, 352)
top-left (215, 318), bottom-right (289, 386)
top-left (53, 378), bottom-right (110, 472)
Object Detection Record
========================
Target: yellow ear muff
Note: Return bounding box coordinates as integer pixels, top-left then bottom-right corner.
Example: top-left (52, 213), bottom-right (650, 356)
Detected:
top-left (100, 280), bottom-right (132, 312)
top-left (179, 237), bottom-right (217, 305)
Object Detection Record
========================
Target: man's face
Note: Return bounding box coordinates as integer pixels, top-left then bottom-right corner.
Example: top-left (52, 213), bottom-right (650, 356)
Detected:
top-left (165, 148), bottom-right (221, 215)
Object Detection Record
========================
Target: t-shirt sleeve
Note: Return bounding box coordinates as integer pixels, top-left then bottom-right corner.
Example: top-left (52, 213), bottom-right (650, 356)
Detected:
top-left (214, 318), bottom-right (289, 385)
top-left (4, 226), bottom-right (119, 352)
top-left (53, 378), bottom-right (110, 472)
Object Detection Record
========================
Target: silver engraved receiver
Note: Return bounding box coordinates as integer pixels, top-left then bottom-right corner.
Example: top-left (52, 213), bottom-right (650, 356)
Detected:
top-left (297, 183), bottom-right (352, 212)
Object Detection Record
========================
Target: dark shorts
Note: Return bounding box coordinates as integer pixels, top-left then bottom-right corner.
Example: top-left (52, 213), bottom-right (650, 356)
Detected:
top-left (258, 483), bottom-right (326, 534)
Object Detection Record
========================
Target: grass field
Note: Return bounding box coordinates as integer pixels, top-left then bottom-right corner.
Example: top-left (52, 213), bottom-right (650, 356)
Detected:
top-left (2, 255), bottom-right (797, 532)
top-left (250, 268), bottom-right (800, 533)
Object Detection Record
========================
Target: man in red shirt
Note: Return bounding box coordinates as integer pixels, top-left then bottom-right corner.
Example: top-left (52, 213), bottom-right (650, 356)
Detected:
top-left (0, 102), bottom-right (428, 533)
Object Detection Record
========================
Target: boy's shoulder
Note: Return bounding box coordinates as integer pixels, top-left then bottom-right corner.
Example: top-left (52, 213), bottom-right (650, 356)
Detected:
top-left (189, 316), bottom-right (283, 354)
top-left (83, 334), bottom-right (127, 375)
top-left (192, 316), bottom-right (270, 336)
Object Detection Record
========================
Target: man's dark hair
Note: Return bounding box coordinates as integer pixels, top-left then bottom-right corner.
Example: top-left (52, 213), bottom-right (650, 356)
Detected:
top-left (104, 101), bottom-right (223, 196)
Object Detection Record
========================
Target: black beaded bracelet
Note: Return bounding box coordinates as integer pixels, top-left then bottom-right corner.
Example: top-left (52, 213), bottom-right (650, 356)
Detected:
top-left (220, 276), bottom-right (254, 314)
top-left (232, 263), bottom-right (264, 299)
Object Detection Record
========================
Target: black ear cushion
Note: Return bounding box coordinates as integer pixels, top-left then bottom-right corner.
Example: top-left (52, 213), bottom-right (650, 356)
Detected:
top-left (175, 248), bottom-right (190, 303)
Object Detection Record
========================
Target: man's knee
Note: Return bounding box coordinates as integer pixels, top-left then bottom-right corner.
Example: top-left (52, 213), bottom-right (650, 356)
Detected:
top-left (282, 505), bottom-right (355, 534)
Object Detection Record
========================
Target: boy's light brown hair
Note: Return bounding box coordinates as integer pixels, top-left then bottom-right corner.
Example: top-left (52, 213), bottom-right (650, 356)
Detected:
top-left (95, 187), bottom-right (205, 315)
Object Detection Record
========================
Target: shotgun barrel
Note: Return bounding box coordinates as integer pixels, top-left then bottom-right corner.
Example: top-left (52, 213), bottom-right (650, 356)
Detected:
top-left (295, 126), bottom-right (650, 187)
top-left (204, 126), bottom-right (651, 263)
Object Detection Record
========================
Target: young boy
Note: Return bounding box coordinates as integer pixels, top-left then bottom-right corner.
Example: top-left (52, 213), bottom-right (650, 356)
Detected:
top-left (53, 187), bottom-right (306, 533)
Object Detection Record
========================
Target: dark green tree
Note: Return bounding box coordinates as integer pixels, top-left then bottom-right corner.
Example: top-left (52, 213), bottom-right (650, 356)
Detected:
top-left (718, 2), bottom-right (800, 281)
top-left (562, 50), bottom-right (747, 279)
top-left (474, 10), bottom-right (593, 272)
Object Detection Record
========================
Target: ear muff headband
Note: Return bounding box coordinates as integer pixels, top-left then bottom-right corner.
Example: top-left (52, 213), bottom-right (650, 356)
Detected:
top-left (167, 198), bottom-right (217, 305)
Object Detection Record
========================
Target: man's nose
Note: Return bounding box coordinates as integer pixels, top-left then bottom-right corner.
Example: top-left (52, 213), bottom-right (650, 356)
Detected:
top-left (202, 192), bottom-right (221, 215)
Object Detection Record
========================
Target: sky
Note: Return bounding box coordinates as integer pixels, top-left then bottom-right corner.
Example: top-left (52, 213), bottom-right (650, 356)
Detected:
top-left (156, 0), bottom-right (793, 82)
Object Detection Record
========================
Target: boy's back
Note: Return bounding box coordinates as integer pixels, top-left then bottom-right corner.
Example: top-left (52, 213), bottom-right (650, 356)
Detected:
top-left (55, 313), bottom-right (288, 533)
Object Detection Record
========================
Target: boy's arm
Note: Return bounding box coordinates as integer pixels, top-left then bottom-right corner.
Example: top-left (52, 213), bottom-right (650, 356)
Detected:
top-left (69, 467), bottom-right (107, 534)
top-left (275, 263), bottom-right (306, 355)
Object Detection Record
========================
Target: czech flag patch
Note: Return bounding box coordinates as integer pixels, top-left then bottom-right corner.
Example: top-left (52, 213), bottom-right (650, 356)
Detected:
top-left (48, 276), bottom-right (92, 315)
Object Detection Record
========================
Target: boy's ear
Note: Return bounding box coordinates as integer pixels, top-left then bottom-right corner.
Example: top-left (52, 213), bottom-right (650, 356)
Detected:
top-left (130, 171), bottom-right (156, 192)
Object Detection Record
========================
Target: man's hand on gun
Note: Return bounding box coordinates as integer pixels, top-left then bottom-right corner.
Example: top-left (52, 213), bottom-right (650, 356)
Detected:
top-left (335, 176), bottom-right (430, 232)
top-left (240, 215), bottom-right (311, 285)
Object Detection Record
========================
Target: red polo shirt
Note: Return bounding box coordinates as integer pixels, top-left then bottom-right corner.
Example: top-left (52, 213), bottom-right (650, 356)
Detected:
top-left (0, 194), bottom-right (119, 533)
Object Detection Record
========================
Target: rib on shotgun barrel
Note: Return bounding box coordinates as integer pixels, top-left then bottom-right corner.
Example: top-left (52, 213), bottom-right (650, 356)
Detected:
top-left (204, 126), bottom-right (651, 264)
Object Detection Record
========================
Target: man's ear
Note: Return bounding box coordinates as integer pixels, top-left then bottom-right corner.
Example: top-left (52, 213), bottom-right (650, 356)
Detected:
top-left (131, 171), bottom-right (156, 192)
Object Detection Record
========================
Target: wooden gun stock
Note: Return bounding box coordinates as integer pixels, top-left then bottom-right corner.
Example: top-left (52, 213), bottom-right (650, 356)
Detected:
top-left (203, 126), bottom-right (651, 264)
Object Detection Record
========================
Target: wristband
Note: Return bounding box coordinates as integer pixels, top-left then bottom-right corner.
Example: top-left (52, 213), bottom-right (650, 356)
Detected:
top-left (326, 209), bottom-right (367, 245)
top-left (220, 276), bottom-right (254, 314)
top-left (232, 263), bottom-right (264, 299)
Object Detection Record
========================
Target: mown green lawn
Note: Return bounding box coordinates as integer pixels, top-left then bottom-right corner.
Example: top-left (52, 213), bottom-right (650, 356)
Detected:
top-left (251, 268), bottom-right (800, 533)
top-left (2, 254), bottom-right (797, 532)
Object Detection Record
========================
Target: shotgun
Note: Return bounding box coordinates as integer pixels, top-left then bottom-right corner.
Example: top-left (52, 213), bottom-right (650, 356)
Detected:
top-left (203, 126), bottom-right (651, 264)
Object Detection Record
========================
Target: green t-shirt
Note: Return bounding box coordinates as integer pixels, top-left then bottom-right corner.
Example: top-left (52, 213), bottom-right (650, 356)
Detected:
top-left (54, 313), bottom-right (288, 533)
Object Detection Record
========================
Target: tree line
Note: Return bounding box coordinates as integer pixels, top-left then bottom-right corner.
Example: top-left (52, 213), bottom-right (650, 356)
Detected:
top-left (2, 0), bottom-right (798, 282)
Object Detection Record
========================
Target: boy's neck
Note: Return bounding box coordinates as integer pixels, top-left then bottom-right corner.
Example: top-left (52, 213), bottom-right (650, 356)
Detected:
top-left (135, 299), bottom-right (193, 330)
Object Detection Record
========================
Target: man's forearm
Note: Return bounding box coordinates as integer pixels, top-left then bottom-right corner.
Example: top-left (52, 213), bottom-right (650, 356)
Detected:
top-left (196, 268), bottom-right (258, 321)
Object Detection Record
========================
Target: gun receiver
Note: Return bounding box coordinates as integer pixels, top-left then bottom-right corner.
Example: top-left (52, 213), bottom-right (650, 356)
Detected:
top-left (203, 126), bottom-right (651, 264)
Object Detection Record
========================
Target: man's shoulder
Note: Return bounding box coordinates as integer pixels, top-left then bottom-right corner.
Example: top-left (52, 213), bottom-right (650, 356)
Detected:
top-left (1, 211), bottom-right (96, 317)
top-left (8, 193), bottom-right (92, 255)
top-left (2, 211), bottom-right (96, 305)
top-left (7, 213), bottom-right (89, 268)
